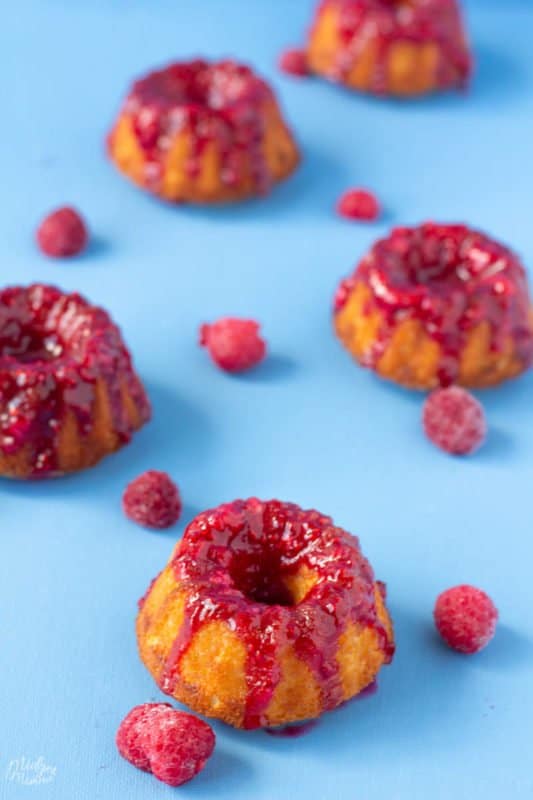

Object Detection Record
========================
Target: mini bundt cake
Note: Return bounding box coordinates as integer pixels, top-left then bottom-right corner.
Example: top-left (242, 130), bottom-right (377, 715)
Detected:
top-left (108, 59), bottom-right (300, 203)
top-left (334, 223), bottom-right (533, 389)
top-left (0, 284), bottom-right (150, 478)
top-left (307, 0), bottom-right (472, 97)
top-left (137, 498), bottom-right (394, 730)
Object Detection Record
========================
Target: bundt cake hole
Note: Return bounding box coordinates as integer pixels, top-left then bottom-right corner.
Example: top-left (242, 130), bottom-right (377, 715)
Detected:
top-left (381, 232), bottom-right (501, 290)
top-left (133, 62), bottom-right (262, 116)
top-left (229, 551), bottom-right (296, 606)
top-left (229, 552), bottom-right (319, 607)
top-left (0, 323), bottom-right (63, 364)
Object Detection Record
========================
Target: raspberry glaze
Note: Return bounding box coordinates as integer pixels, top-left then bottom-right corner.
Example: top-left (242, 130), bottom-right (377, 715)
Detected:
top-left (110, 59), bottom-right (279, 195)
top-left (334, 223), bottom-right (533, 386)
top-left (144, 498), bottom-right (394, 730)
top-left (311, 0), bottom-right (471, 94)
top-left (0, 285), bottom-right (150, 476)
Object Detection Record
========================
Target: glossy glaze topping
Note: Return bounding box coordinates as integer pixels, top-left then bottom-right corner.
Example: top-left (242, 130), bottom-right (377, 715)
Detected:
top-left (313, 0), bottom-right (471, 93)
top-left (152, 498), bottom-right (393, 729)
top-left (334, 223), bottom-right (533, 385)
top-left (114, 59), bottom-right (276, 194)
top-left (0, 285), bottom-right (150, 476)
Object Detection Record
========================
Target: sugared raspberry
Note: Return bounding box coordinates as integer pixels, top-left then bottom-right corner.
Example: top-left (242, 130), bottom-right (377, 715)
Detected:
top-left (36, 207), bottom-right (88, 257)
top-left (423, 386), bottom-right (486, 455)
top-left (123, 470), bottom-right (181, 529)
top-left (116, 704), bottom-right (152, 772)
top-left (336, 189), bottom-right (381, 222)
top-left (116, 703), bottom-right (215, 787)
top-left (278, 48), bottom-right (309, 77)
top-left (434, 585), bottom-right (498, 654)
top-left (200, 318), bottom-right (266, 372)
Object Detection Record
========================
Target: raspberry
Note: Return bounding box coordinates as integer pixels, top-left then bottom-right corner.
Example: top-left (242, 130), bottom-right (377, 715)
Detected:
top-left (123, 470), bottom-right (181, 529)
top-left (116, 705), bottom-right (152, 772)
top-left (278, 48), bottom-right (309, 77)
top-left (434, 585), bottom-right (498, 654)
top-left (36, 207), bottom-right (88, 257)
top-left (116, 703), bottom-right (215, 787)
top-left (200, 318), bottom-right (266, 372)
top-left (336, 189), bottom-right (380, 222)
top-left (422, 386), bottom-right (486, 455)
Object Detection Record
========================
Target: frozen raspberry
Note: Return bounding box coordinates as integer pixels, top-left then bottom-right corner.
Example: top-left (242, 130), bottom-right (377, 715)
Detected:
top-left (423, 386), bottom-right (486, 455)
top-left (116, 704), bottom-right (152, 772)
top-left (200, 318), bottom-right (266, 372)
top-left (36, 207), bottom-right (88, 257)
top-left (434, 585), bottom-right (498, 654)
top-left (116, 703), bottom-right (215, 787)
top-left (279, 48), bottom-right (309, 77)
top-left (336, 189), bottom-right (380, 222)
top-left (123, 470), bottom-right (181, 529)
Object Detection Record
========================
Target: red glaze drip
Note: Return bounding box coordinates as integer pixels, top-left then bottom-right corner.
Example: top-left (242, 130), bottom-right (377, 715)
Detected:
top-left (334, 223), bottom-right (533, 386)
top-left (111, 60), bottom-right (277, 195)
top-left (265, 720), bottom-right (318, 737)
top-left (311, 0), bottom-right (472, 94)
top-left (0, 285), bottom-right (151, 476)
top-left (149, 499), bottom-right (394, 730)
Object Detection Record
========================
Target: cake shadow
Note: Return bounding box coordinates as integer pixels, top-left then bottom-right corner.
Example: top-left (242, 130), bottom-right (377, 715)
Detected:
top-left (83, 234), bottom-right (113, 260)
top-left (471, 42), bottom-right (525, 107)
top-left (480, 369), bottom-right (533, 413)
top-left (142, 380), bottom-right (214, 469)
top-left (476, 427), bottom-right (516, 462)
top-left (87, 380), bottom-right (214, 487)
top-left (149, 142), bottom-right (346, 223)
top-left (369, 372), bottom-right (425, 406)
top-left (475, 625), bottom-right (533, 672)
top-left (235, 354), bottom-right (300, 383)
top-left (323, 74), bottom-right (467, 112)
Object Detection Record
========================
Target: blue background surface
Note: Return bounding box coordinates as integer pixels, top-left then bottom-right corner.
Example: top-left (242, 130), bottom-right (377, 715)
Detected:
top-left (2, 1), bottom-right (533, 798)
